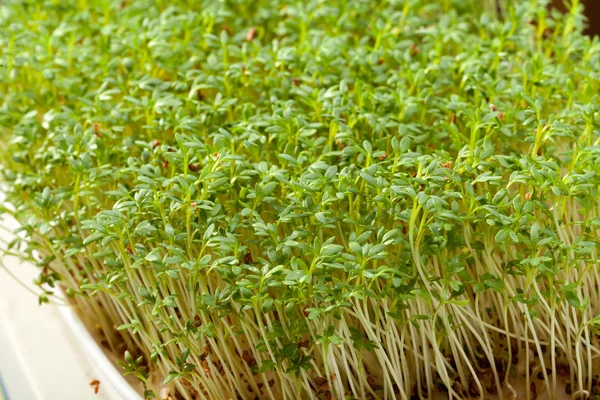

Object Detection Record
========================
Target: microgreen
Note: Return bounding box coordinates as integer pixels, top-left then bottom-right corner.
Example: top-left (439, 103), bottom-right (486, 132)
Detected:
top-left (1, 0), bottom-right (599, 399)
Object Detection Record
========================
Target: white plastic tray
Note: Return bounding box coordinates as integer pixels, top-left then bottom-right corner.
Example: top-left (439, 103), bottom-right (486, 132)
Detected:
top-left (0, 196), bottom-right (139, 400)
top-left (56, 295), bottom-right (143, 400)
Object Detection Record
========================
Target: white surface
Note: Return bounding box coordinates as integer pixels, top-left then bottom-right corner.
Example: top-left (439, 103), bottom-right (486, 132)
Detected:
top-left (0, 212), bottom-right (125, 400)
top-left (57, 293), bottom-right (142, 400)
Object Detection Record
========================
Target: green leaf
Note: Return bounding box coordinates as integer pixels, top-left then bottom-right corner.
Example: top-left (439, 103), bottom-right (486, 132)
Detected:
top-left (285, 270), bottom-right (305, 282)
top-left (565, 290), bottom-right (583, 311)
top-left (166, 270), bottom-right (178, 279)
top-left (83, 232), bottom-right (104, 245)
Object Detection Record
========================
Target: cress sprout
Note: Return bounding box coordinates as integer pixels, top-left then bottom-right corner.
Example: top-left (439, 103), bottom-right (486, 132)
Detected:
top-left (0, 0), bottom-right (598, 399)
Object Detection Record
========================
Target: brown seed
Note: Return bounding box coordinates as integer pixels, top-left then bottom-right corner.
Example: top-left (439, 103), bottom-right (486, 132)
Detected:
top-left (192, 315), bottom-right (202, 328)
top-left (292, 77), bottom-right (300, 87)
top-left (525, 192), bottom-right (531, 200)
top-left (490, 104), bottom-right (498, 112)
top-left (214, 359), bottom-right (224, 375)
top-left (452, 380), bottom-right (466, 397)
top-left (378, 153), bottom-right (387, 161)
top-left (268, 379), bottom-right (275, 387)
top-left (410, 43), bottom-right (419, 56)
top-left (242, 350), bottom-right (256, 367)
top-left (530, 382), bottom-right (537, 400)
top-left (90, 379), bottom-right (100, 394)
top-left (537, 369), bottom-right (551, 380)
top-left (200, 359), bottom-right (211, 376)
top-left (93, 123), bottom-right (103, 138)
top-left (188, 163), bottom-right (200, 172)
top-left (442, 161), bottom-right (452, 169)
top-left (298, 340), bottom-right (309, 349)
top-left (367, 376), bottom-right (376, 388)
top-left (468, 377), bottom-right (480, 397)
top-left (163, 160), bottom-right (169, 169)
top-left (499, 112), bottom-right (504, 121)
top-left (246, 27), bottom-right (256, 42)
top-left (244, 252), bottom-right (253, 264)
top-left (315, 376), bottom-right (327, 385)
top-left (152, 139), bottom-right (160, 149)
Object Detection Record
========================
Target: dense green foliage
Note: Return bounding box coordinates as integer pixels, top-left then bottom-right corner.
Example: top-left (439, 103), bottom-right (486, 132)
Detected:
top-left (1, 0), bottom-right (599, 399)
